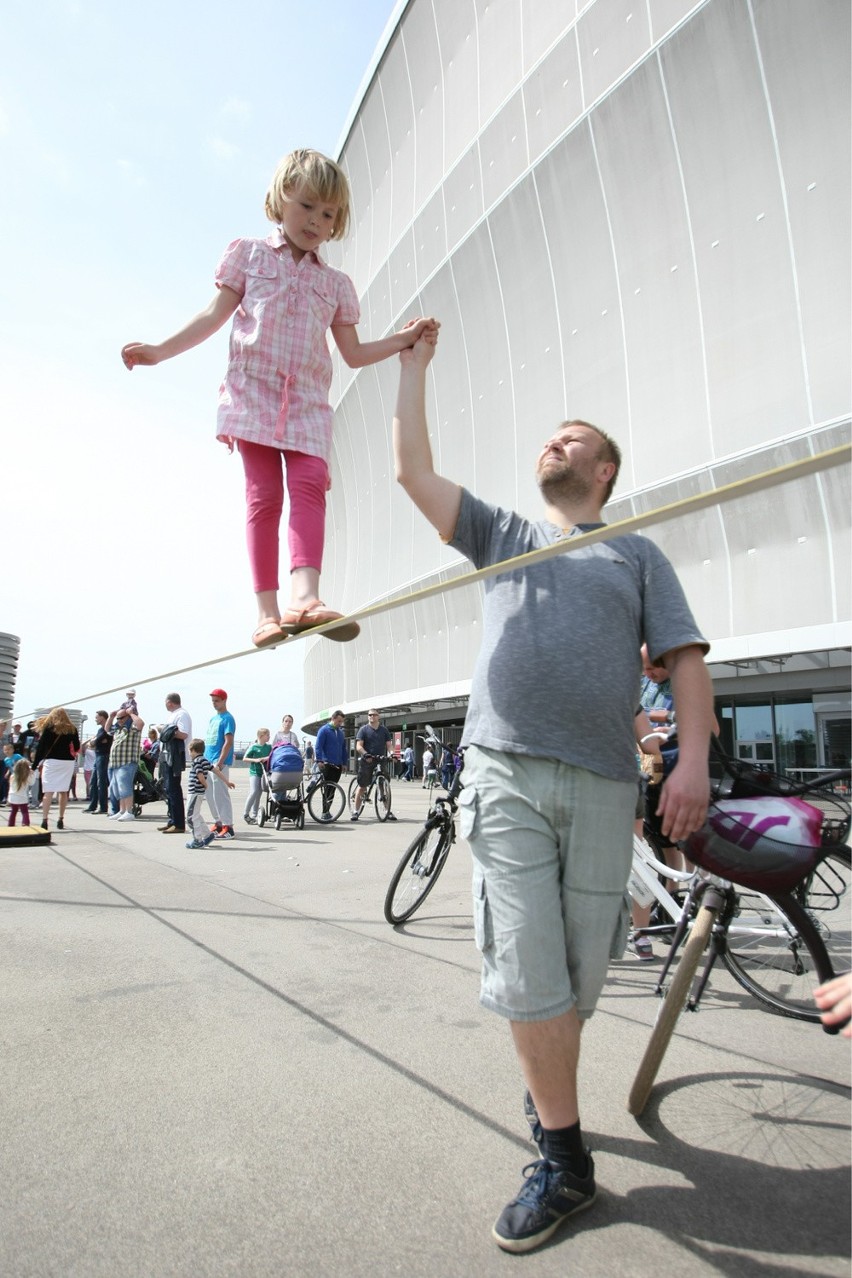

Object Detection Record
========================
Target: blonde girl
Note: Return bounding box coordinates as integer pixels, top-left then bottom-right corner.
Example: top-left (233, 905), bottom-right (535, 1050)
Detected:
top-left (33, 707), bottom-right (80, 831)
top-left (122, 147), bottom-right (439, 649)
top-left (243, 729), bottom-right (272, 824)
top-left (7, 758), bottom-right (33, 826)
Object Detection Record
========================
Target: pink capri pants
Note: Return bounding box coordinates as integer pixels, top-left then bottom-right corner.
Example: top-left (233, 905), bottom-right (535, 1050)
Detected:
top-left (239, 441), bottom-right (329, 593)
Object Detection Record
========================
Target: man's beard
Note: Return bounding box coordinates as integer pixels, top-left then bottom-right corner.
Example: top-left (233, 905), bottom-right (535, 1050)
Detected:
top-left (536, 457), bottom-right (594, 504)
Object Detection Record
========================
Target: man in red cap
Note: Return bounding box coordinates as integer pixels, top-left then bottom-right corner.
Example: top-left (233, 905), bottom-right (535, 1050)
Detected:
top-left (205, 689), bottom-right (236, 839)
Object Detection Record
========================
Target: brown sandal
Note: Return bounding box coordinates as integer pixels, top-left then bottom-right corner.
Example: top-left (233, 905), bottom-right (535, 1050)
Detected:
top-left (251, 621), bottom-right (289, 649)
top-left (279, 602), bottom-right (360, 643)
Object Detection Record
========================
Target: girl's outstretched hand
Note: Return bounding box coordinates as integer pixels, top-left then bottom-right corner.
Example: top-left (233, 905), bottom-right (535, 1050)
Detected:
top-left (121, 342), bottom-right (161, 369)
top-left (400, 316), bottom-right (440, 345)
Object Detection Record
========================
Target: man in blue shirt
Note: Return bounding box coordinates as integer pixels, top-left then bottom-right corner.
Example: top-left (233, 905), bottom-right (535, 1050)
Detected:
top-left (315, 710), bottom-right (347, 821)
top-left (640, 644), bottom-right (674, 725)
top-left (205, 689), bottom-right (236, 839)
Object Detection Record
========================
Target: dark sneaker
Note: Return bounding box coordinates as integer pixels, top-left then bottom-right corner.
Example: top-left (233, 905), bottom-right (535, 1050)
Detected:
top-left (523, 1090), bottom-right (544, 1151)
top-left (492, 1156), bottom-right (596, 1253)
top-left (633, 935), bottom-right (654, 961)
top-left (215, 827), bottom-right (235, 840)
top-left (320, 812), bottom-right (333, 822)
top-left (350, 812), bottom-right (360, 822)
top-left (386, 812), bottom-right (398, 821)
top-left (201, 833), bottom-right (216, 846)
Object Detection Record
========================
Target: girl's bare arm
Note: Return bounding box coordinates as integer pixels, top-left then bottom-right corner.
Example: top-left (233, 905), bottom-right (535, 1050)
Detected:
top-left (122, 286), bottom-right (242, 368)
top-left (332, 316), bottom-right (439, 369)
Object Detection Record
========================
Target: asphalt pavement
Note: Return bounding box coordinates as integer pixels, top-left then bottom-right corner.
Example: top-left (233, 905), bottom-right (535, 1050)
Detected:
top-left (2, 771), bottom-right (850, 1277)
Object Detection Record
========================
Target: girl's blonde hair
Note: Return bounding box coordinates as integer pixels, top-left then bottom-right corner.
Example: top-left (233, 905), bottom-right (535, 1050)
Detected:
top-left (36, 707), bottom-right (75, 736)
top-left (264, 148), bottom-right (351, 240)
top-left (12, 758), bottom-right (31, 790)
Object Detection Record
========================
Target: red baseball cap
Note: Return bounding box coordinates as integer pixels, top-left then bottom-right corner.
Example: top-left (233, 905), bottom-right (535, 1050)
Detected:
top-left (209, 688), bottom-right (228, 699)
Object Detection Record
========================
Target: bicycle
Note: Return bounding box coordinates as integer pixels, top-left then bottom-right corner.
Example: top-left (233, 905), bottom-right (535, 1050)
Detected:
top-left (632, 754), bottom-right (851, 1017)
top-left (348, 756), bottom-right (394, 822)
top-left (305, 767), bottom-right (346, 824)
top-left (384, 730), bottom-right (463, 925)
top-left (628, 759), bottom-right (850, 1115)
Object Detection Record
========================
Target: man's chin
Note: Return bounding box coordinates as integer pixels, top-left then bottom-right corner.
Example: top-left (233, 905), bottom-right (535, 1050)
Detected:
top-left (538, 470), bottom-right (591, 504)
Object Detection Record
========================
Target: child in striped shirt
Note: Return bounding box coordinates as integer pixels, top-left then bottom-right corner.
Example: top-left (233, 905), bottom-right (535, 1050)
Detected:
top-left (186, 739), bottom-right (234, 849)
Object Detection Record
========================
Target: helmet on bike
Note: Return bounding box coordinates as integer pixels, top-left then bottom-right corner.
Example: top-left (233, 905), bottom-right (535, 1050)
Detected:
top-left (685, 796), bottom-right (826, 892)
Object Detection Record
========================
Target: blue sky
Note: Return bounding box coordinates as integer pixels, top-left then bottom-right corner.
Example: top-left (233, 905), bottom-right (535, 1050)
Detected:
top-left (3, 0), bottom-right (401, 742)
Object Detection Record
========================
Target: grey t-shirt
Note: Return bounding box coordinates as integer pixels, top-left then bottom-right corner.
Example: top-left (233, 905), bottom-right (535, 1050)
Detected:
top-left (450, 489), bottom-right (708, 783)
top-left (356, 724), bottom-right (392, 757)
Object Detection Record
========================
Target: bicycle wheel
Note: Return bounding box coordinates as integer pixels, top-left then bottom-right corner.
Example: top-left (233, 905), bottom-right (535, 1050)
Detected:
top-left (722, 877), bottom-right (844, 1021)
top-left (798, 847), bottom-right (851, 971)
top-left (375, 774), bottom-right (392, 821)
top-left (384, 822), bottom-right (452, 924)
top-left (628, 903), bottom-right (716, 1116)
top-left (307, 780), bottom-right (345, 824)
top-left (347, 777), bottom-right (360, 817)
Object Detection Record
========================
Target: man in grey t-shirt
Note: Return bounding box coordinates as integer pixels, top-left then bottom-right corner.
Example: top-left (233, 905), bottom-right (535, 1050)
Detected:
top-left (351, 710), bottom-right (397, 821)
top-left (392, 330), bottom-right (714, 1254)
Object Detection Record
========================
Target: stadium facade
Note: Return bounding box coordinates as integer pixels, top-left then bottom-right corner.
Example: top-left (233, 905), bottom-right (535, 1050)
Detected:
top-left (304, 0), bottom-right (851, 776)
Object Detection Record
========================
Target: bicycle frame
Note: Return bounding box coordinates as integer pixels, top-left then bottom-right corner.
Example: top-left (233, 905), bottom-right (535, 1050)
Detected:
top-left (631, 835), bottom-right (799, 945)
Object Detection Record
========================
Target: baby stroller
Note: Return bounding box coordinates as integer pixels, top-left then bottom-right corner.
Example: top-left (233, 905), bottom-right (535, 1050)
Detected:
top-left (132, 755), bottom-right (168, 817)
top-left (258, 742), bottom-right (306, 831)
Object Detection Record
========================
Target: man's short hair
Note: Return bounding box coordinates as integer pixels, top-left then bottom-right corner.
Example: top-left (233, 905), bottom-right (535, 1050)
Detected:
top-left (331, 710), bottom-right (344, 719)
top-left (564, 419), bottom-right (622, 503)
top-left (165, 692), bottom-right (182, 706)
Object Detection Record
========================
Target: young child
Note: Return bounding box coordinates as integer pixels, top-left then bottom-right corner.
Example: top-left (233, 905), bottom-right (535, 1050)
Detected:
top-left (2, 742), bottom-right (24, 805)
top-left (7, 758), bottom-right (33, 826)
top-left (117, 690), bottom-right (139, 719)
top-left (83, 742), bottom-right (95, 800)
top-left (243, 729), bottom-right (272, 824)
top-left (185, 739), bottom-right (235, 849)
top-left (122, 147), bottom-right (439, 649)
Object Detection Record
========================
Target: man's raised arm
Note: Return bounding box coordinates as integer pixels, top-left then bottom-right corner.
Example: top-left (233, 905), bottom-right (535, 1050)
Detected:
top-left (393, 333), bottom-right (462, 541)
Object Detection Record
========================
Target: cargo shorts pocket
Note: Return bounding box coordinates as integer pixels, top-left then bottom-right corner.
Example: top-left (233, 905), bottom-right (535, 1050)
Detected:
top-left (472, 866), bottom-right (493, 954)
top-left (458, 785), bottom-right (478, 842)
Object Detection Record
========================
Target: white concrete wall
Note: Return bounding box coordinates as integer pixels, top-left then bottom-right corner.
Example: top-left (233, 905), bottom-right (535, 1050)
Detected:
top-left (305, 0), bottom-right (851, 721)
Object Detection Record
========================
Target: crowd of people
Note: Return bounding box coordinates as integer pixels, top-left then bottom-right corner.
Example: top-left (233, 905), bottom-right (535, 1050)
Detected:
top-left (0, 689), bottom-right (241, 839)
top-left (0, 698), bottom-right (410, 845)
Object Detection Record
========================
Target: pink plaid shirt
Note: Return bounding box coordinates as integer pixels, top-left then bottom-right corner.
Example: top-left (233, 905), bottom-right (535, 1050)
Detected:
top-left (214, 232), bottom-right (360, 462)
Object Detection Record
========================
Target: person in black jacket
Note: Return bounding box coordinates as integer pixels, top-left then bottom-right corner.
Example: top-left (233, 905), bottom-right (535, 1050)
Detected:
top-left (34, 707), bottom-right (81, 830)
